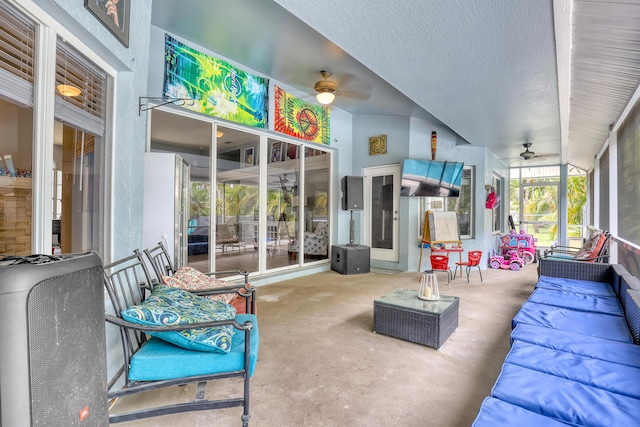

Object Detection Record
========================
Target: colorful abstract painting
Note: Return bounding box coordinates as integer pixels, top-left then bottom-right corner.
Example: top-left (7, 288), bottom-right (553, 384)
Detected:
top-left (274, 85), bottom-right (330, 145)
top-left (163, 34), bottom-right (268, 128)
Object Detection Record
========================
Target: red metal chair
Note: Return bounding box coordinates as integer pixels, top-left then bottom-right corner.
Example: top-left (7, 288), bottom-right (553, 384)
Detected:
top-left (430, 254), bottom-right (452, 284)
top-left (454, 250), bottom-right (483, 283)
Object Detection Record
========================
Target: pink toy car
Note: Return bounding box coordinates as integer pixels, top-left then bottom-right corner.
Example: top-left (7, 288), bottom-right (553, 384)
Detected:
top-left (499, 229), bottom-right (537, 265)
top-left (489, 250), bottom-right (524, 271)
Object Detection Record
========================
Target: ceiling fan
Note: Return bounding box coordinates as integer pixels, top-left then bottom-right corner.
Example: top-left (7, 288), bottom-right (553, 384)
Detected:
top-left (301, 69), bottom-right (371, 106)
top-left (314, 70), bottom-right (338, 105)
top-left (519, 142), bottom-right (559, 161)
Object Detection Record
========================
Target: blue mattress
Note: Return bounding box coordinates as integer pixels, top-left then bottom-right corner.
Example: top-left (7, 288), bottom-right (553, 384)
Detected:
top-left (527, 287), bottom-right (623, 316)
top-left (512, 301), bottom-right (633, 342)
top-left (472, 397), bottom-right (569, 427)
top-left (511, 323), bottom-right (640, 368)
top-left (505, 340), bottom-right (640, 399)
top-left (492, 363), bottom-right (640, 427)
top-left (536, 275), bottom-right (615, 297)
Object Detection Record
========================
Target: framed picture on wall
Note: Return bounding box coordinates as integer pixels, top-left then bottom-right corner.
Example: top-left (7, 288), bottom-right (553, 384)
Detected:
top-left (85, 0), bottom-right (131, 47)
top-left (270, 141), bottom-right (283, 163)
top-left (285, 143), bottom-right (298, 160)
top-left (243, 147), bottom-right (254, 168)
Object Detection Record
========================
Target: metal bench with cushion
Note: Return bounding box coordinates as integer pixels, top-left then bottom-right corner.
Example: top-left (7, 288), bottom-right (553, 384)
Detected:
top-left (104, 249), bottom-right (258, 425)
top-left (542, 228), bottom-right (611, 263)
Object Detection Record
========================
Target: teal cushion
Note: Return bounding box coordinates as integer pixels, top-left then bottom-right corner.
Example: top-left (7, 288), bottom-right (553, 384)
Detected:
top-left (128, 314), bottom-right (259, 381)
top-left (121, 285), bottom-right (236, 353)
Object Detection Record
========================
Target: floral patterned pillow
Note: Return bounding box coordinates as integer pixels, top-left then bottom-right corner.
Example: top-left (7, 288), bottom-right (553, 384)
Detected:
top-left (121, 285), bottom-right (236, 353)
top-left (162, 266), bottom-right (236, 304)
top-left (574, 229), bottom-right (607, 261)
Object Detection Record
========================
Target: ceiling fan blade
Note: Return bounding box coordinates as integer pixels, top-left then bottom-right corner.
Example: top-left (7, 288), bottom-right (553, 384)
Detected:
top-left (533, 153), bottom-right (559, 160)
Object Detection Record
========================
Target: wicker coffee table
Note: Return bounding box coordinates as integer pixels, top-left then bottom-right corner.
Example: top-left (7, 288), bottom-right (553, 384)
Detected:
top-left (373, 288), bottom-right (459, 349)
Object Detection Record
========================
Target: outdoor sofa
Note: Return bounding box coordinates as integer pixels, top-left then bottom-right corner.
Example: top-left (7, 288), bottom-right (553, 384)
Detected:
top-left (473, 257), bottom-right (640, 426)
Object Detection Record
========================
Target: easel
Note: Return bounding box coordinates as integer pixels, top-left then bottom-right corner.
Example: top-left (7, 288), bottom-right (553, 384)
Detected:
top-left (418, 210), bottom-right (463, 271)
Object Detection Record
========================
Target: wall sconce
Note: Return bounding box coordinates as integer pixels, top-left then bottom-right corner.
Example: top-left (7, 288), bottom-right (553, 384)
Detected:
top-left (216, 130), bottom-right (224, 138)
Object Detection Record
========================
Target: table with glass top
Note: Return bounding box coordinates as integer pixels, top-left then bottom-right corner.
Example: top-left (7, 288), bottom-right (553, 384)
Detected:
top-left (373, 288), bottom-right (459, 349)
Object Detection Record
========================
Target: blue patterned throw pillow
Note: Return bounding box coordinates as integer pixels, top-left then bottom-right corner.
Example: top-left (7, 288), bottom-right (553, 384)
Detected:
top-left (121, 285), bottom-right (236, 353)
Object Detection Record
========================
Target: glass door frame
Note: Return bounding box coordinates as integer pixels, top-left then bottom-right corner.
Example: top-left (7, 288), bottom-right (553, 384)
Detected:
top-left (363, 164), bottom-right (400, 262)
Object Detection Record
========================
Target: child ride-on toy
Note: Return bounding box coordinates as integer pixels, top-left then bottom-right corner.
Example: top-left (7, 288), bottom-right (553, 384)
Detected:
top-left (498, 229), bottom-right (537, 265)
top-left (489, 250), bottom-right (524, 271)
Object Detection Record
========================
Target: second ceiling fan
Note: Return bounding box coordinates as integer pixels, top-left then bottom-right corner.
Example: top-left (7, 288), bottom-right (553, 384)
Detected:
top-left (519, 142), bottom-right (558, 161)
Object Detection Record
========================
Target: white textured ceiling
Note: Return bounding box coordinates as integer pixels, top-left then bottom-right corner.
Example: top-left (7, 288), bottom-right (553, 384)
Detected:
top-left (152, 0), bottom-right (640, 171)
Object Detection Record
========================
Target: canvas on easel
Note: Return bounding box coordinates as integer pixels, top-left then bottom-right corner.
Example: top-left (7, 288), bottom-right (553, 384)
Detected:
top-left (419, 210), bottom-right (462, 271)
top-left (423, 211), bottom-right (461, 244)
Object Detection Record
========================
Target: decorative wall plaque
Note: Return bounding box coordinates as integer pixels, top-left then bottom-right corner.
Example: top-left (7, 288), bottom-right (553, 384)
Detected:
top-left (369, 134), bottom-right (387, 155)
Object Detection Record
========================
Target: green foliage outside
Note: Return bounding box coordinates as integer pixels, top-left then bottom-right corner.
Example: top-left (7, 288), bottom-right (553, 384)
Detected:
top-left (509, 175), bottom-right (586, 246)
top-left (190, 183), bottom-right (211, 218)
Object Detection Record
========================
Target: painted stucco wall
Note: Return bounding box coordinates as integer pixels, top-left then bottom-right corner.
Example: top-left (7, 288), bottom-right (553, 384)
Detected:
top-left (351, 114), bottom-right (508, 271)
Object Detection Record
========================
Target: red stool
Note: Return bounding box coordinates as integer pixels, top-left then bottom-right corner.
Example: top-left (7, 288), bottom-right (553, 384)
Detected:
top-left (430, 254), bottom-right (452, 284)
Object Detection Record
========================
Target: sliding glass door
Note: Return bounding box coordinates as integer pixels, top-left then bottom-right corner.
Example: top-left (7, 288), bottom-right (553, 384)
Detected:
top-left (148, 110), bottom-right (332, 275)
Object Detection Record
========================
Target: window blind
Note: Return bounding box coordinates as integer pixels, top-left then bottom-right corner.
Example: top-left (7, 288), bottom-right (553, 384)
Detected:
top-left (617, 101), bottom-right (640, 244)
top-left (55, 39), bottom-right (106, 136)
top-left (0, 1), bottom-right (34, 106)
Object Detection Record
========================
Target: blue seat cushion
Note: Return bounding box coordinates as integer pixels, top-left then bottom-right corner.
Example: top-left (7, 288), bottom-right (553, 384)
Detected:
top-left (512, 301), bottom-right (633, 342)
top-left (505, 340), bottom-right (640, 399)
top-left (543, 253), bottom-right (574, 260)
top-left (511, 323), bottom-right (640, 368)
top-left (527, 287), bottom-right (623, 316)
top-left (536, 275), bottom-right (615, 297)
top-left (128, 314), bottom-right (259, 382)
top-left (491, 363), bottom-right (640, 427)
top-left (472, 397), bottom-right (569, 427)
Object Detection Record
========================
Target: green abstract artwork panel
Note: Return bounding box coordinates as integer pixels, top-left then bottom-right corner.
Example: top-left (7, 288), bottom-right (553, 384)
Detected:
top-left (163, 34), bottom-right (268, 128)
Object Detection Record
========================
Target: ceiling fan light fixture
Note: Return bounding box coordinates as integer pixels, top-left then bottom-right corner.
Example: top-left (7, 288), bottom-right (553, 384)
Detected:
top-left (56, 84), bottom-right (81, 97)
top-left (316, 90), bottom-right (335, 105)
top-left (314, 70), bottom-right (337, 105)
top-left (520, 142), bottom-right (535, 160)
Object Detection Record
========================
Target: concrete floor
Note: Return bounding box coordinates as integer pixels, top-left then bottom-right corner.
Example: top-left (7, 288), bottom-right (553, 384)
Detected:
top-left (111, 263), bottom-right (538, 426)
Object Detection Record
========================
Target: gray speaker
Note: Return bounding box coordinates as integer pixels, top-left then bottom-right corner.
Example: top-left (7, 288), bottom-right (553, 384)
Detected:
top-left (0, 253), bottom-right (108, 427)
top-left (341, 176), bottom-right (364, 211)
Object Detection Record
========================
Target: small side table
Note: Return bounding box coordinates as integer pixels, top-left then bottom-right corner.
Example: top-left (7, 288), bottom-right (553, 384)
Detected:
top-left (373, 288), bottom-right (459, 349)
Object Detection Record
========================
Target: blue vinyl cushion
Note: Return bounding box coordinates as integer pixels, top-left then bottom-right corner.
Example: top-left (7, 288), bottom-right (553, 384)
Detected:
top-left (536, 275), bottom-right (615, 297)
top-left (512, 301), bottom-right (633, 343)
top-left (128, 314), bottom-right (259, 382)
top-left (505, 340), bottom-right (640, 399)
top-left (527, 287), bottom-right (623, 316)
top-left (491, 363), bottom-right (640, 427)
top-left (511, 323), bottom-right (640, 368)
top-left (472, 397), bottom-right (569, 427)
